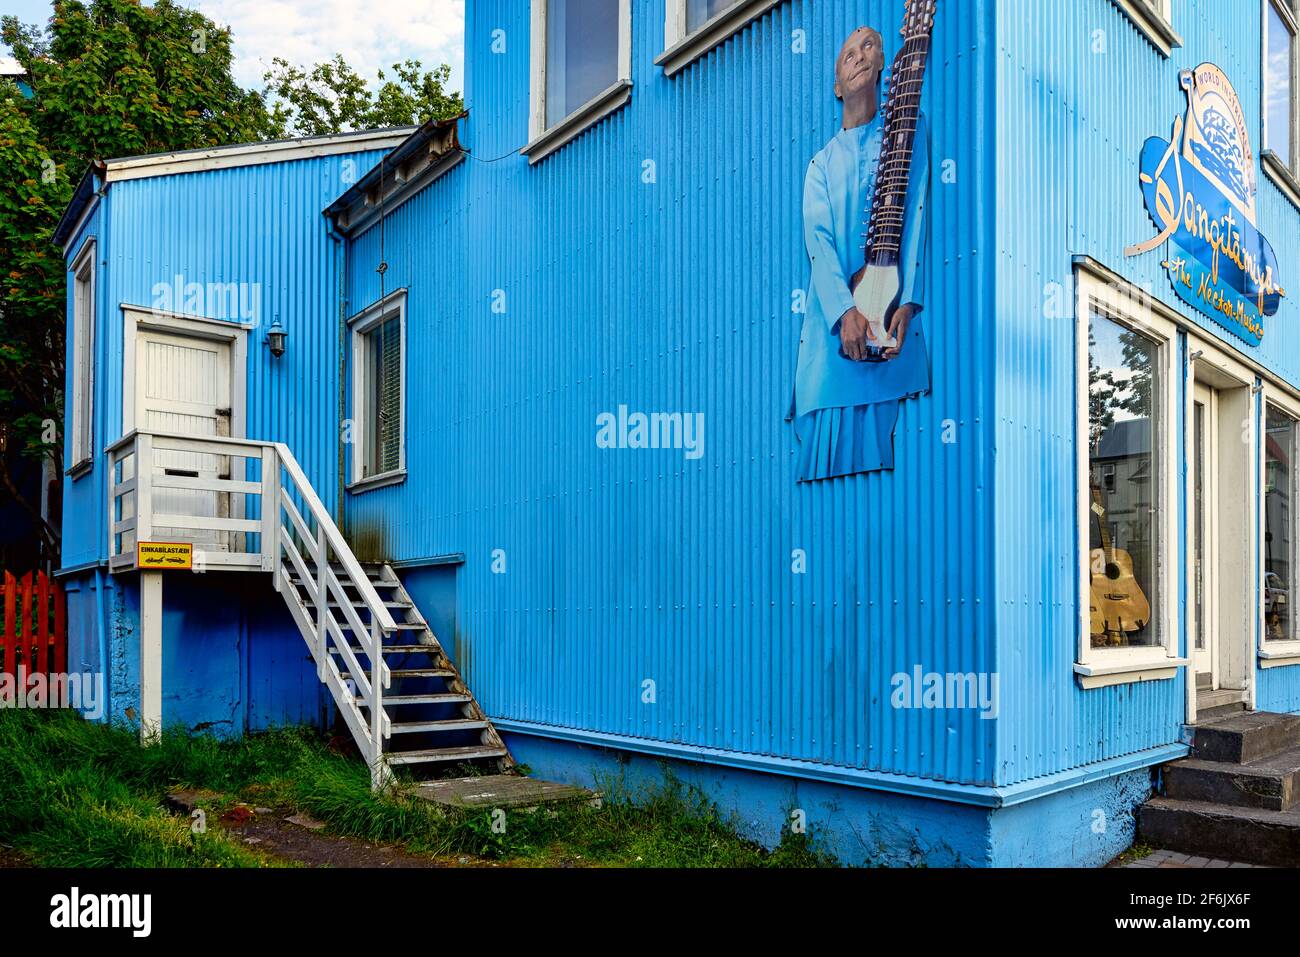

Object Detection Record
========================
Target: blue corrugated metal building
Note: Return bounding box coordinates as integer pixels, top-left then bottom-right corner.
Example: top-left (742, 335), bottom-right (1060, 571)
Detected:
top-left (55, 0), bottom-right (1300, 866)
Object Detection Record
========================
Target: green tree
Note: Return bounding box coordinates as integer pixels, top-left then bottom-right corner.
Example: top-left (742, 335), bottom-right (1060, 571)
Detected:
top-left (0, 0), bottom-right (279, 561)
top-left (264, 56), bottom-right (463, 137)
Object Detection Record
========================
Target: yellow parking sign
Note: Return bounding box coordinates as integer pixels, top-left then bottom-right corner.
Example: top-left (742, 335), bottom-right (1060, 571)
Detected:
top-left (137, 541), bottom-right (193, 570)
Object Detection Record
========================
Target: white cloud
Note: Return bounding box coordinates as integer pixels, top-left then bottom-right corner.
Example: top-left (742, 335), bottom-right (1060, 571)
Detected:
top-left (184, 0), bottom-right (465, 94)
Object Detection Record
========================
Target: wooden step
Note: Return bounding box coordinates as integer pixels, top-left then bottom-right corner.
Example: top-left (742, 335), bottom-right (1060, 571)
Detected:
top-left (390, 719), bottom-right (489, 734)
top-left (386, 745), bottom-right (507, 766)
top-left (330, 644), bottom-right (443, 656)
top-left (327, 599), bottom-right (412, 611)
top-left (339, 668), bottom-right (455, 681)
top-left (361, 693), bottom-right (471, 706)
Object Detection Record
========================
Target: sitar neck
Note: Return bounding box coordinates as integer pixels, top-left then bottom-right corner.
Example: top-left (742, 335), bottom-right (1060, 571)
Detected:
top-left (865, 31), bottom-right (933, 270)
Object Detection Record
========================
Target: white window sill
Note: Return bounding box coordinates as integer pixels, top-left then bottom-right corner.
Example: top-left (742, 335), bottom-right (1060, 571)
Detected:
top-left (68, 456), bottom-right (93, 480)
top-left (1074, 653), bottom-right (1188, 689)
top-left (1109, 0), bottom-right (1181, 57)
top-left (347, 468), bottom-right (406, 494)
top-left (523, 80), bottom-right (632, 165)
top-left (655, 0), bottom-right (786, 77)
top-left (1262, 151), bottom-right (1300, 211)
top-left (1260, 640), bottom-right (1300, 668)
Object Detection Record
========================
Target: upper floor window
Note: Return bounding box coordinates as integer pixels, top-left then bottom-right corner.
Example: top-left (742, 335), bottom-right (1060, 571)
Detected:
top-left (69, 239), bottom-right (96, 475)
top-left (1109, 0), bottom-right (1180, 57)
top-left (1265, 0), bottom-right (1299, 178)
top-left (683, 0), bottom-right (742, 37)
top-left (348, 292), bottom-right (406, 490)
top-left (526, 0), bottom-right (632, 162)
top-left (659, 0), bottom-right (784, 75)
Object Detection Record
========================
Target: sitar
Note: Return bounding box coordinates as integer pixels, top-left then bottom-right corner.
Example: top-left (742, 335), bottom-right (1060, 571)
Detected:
top-left (847, 0), bottom-right (939, 362)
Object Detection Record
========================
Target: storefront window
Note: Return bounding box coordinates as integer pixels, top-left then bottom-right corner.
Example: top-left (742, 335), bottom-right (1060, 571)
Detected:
top-left (1265, 405), bottom-right (1296, 641)
top-left (1087, 311), bottom-right (1159, 649)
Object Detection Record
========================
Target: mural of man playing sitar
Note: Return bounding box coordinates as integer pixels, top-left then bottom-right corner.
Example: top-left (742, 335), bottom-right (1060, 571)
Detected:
top-left (793, 2), bottom-right (937, 481)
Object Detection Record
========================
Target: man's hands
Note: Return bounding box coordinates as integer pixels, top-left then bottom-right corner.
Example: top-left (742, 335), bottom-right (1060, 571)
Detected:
top-left (883, 303), bottom-right (916, 359)
top-left (838, 303), bottom-right (915, 360)
top-left (837, 307), bottom-right (876, 361)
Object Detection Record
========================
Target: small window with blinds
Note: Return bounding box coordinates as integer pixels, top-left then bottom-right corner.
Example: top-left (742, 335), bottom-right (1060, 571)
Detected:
top-left (348, 292), bottom-right (406, 490)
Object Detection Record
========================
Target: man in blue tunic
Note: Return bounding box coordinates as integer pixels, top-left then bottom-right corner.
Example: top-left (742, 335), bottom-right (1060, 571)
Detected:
top-left (793, 25), bottom-right (930, 481)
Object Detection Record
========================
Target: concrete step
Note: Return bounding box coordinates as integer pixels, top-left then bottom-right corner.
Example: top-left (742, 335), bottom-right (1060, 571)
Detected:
top-left (1139, 797), bottom-right (1300, 866)
top-left (1163, 744), bottom-right (1300, 811)
top-left (1193, 711), bottom-right (1300, 764)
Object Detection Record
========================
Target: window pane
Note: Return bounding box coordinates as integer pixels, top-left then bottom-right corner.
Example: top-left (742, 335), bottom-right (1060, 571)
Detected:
top-left (1265, 407), bottom-right (1296, 641)
top-left (546, 0), bottom-right (620, 127)
top-left (686, 0), bottom-right (741, 33)
top-left (1087, 312), bottom-right (1160, 649)
top-left (364, 315), bottom-right (401, 477)
top-left (1266, 0), bottom-right (1294, 169)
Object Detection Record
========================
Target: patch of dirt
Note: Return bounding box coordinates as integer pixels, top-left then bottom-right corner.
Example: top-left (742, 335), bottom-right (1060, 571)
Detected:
top-left (217, 808), bottom-right (454, 868)
top-left (0, 845), bottom-right (31, 868)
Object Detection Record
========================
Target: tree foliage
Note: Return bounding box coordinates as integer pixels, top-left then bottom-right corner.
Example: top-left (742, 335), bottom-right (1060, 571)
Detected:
top-left (264, 56), bottom-right (463, 137)
top-left (0, 0), bottom-right (460, 563)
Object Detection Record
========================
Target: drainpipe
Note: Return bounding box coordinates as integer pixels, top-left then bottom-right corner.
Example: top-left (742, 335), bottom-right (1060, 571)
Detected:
top-left (326, 215), bottom-right (349, 528)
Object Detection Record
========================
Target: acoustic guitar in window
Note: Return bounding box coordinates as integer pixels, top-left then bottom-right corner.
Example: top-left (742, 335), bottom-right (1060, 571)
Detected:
top-left (1089, 486), bottom-right (1151, 647)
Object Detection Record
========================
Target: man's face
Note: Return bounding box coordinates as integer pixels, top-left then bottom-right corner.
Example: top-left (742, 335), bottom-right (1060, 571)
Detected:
top-left (834, 27), bottom-right (883, 100)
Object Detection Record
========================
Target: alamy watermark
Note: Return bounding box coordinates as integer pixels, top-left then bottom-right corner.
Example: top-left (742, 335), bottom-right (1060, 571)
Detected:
top-left (0, 668), bottom-right (105, 719)
top-left (890, 666), bottom-right (999, 719)
top-left (595, 405), bottom-right (704, 460)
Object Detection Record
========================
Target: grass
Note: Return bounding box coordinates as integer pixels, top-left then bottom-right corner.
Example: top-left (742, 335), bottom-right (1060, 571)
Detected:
top-left (0, 709), bottom-right (838, 868)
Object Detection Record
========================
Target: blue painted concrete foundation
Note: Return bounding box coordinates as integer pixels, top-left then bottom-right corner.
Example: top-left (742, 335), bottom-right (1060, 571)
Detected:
top-left (501, 729), bottom-right (1156, 867)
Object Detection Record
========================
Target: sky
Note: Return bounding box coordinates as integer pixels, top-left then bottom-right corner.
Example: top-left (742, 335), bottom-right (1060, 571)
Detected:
top-left (1, 0), bottom-right (465, 93)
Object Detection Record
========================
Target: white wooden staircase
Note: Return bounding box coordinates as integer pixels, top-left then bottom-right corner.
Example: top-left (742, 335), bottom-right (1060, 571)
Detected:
top-left (106, 429), bottom-right (510, 787)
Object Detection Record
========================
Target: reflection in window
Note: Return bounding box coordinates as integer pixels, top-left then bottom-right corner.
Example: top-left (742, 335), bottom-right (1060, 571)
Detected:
top-left (687, 0), bottom-right (741, 33)
top-left (546, 0), bottom-right (621, 128)
top-left (1265, 406), bottom-right (1296, 641)
top-left (1266, 0), bottom-right (1296, 171)
top-left (1087, 312), bottom-right (1158, 649)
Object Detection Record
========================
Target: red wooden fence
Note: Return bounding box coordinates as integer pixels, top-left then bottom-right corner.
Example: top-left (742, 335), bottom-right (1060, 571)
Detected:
top-left (1, 571), bottom-right (66, 679)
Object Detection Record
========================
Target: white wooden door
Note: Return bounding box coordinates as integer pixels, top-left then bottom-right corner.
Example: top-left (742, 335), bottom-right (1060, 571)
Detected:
top-left (136, 329), bottom-right (233, 550)
top-left (1191, 381), bottom-right (1218, 687)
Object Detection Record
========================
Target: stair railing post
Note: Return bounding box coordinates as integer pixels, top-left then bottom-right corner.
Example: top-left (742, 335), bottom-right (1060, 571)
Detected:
top-left (261, 446), bottom-right (280, 580)
top-left (315, 523), bottom-right (328, 680)
top-left (370, 616), bottom-right (386, 789)
top-left (135, 432), bottom-right (154, 551)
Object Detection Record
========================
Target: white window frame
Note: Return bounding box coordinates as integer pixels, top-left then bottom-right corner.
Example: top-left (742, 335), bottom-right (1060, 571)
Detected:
top-left (1262, 0), bottom-right (1300, 207)
top-left (68, 238), bottom-right (96, 477)
top-left (656, 0), bottom-right (786, 76)
top-left (524, 0), bottom-right (633, 165)
top-left (1110, 0), bottom-right (1181, 57)
top-left (1073, 266), bottom-right (1186, 688)
top-left (347, 290), bottom-right (407, 492)
top-left (1260, 383), bottom-right (1300, 665)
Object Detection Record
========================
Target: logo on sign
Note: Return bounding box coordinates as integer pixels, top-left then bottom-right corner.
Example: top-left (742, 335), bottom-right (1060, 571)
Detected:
top-left (1125, 63), bottom-right (1286, 345)
top-left (137, 541), bottom-right (193, 570)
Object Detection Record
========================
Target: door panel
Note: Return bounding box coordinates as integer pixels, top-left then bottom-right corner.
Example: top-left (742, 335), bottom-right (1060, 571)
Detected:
top-left (1192, 381), bottom-right (1218, 688)
top-left (136, 330), bottom-right (232, 550)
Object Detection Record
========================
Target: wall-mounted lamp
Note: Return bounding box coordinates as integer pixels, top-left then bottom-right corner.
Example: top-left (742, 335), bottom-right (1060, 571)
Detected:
top-left (265, 317), bottom-right (288, 358)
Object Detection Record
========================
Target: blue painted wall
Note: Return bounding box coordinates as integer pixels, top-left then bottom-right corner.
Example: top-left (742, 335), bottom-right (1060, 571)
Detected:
top-left (993, 0), bottom-right (1300, 786)
top-left (344, 0), bottom-right (1000, 787)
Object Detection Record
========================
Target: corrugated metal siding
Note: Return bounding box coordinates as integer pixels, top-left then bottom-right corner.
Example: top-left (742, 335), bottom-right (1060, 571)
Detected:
top-left (995, 0), bottom-right (1300, 784)
top-left (62, 147), bottom-right (393, 570)
top-left (345, 0), bottom-right (999, 785)
top-left (62, 205), bottom-right (104, 568)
